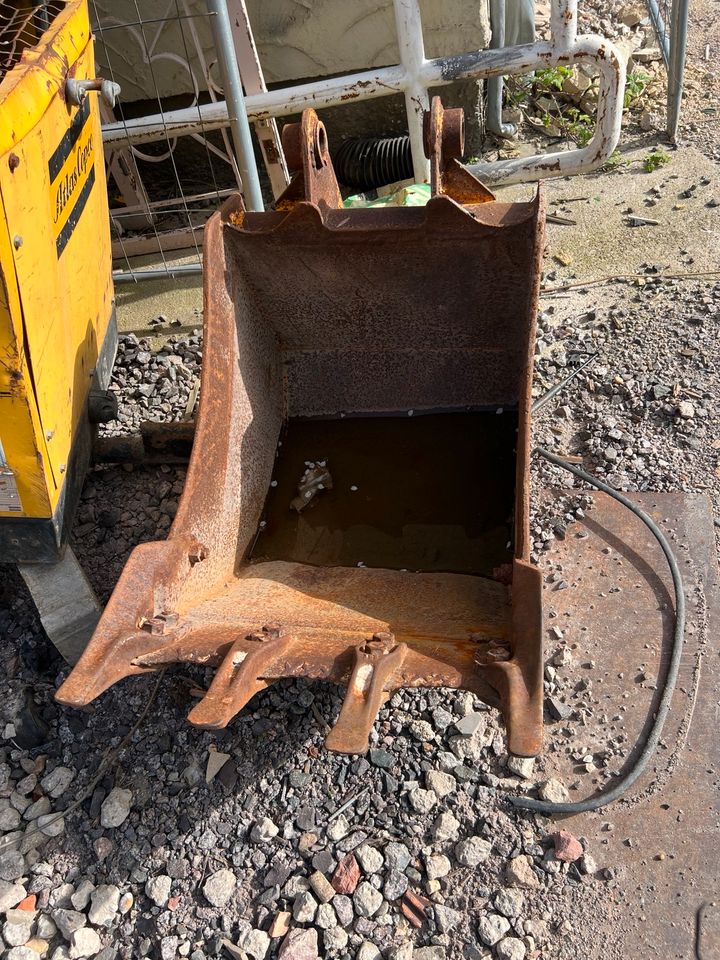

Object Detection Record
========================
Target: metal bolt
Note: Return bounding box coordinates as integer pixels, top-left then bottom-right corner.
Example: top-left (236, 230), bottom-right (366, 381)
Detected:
top-left (58, 463), bottom-right (66, 473)
top-left (46, 431), bottom-right (54, 440)
top-left (8, 153), bottom-right (19, 172)
top-left (13, 235), bottom-right (22, 249)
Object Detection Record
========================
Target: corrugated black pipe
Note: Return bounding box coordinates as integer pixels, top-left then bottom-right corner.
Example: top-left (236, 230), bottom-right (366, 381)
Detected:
top-left (334, 135), bottom-right (414, 191)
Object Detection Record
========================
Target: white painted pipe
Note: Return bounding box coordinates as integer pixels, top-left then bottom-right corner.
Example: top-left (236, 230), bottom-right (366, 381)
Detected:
top-left (393, 0), bottom-right (431, 183)
top-left (102, 0), bottom-right (625, 188)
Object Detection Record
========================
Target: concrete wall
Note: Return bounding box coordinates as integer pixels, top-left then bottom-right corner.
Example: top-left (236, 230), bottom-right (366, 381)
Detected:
top-left (92, 0), bottom-right (490, 101)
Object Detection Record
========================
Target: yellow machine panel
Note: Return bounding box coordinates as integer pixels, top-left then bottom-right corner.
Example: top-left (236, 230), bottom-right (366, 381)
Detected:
top-left (0, 0), bottom-right (116, 562)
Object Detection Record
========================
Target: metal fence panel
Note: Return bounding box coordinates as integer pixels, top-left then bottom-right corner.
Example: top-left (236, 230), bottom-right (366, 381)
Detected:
top-left (645, 0), bottom-right (690, 139)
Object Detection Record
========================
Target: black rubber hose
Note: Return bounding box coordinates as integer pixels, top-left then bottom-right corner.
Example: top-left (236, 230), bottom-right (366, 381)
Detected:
top-left (510, 446), bottom-right (686, 815)
top-left (334, 136), bottom-right (414, 190)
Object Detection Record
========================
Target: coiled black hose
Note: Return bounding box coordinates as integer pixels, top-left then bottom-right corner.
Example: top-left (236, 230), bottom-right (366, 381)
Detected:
top-left (334, 135), bottom-right (413, 190)
top-left (510, 447), bottom-right (686, 816)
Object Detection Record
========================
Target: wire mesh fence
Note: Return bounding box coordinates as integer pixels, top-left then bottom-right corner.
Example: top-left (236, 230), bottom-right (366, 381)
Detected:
top-left (90, 0), bottom-right (242, 279)
top-left (644, 0), bottom-right (690, 139)
top-left (95, 0), bottom-right (627, 283)
top-left (0, 0), bottom-right (66, 81)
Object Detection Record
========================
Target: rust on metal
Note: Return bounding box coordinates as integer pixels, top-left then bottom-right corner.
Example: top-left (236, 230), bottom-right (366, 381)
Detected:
top-left (57, 100), bottom-right (546, 757)
top-left (325, 632), bottom-right (408, 755)
top-left (423, 97), bottom-right (495, 204)
top-left (401, 889), bottom-right (432, 928)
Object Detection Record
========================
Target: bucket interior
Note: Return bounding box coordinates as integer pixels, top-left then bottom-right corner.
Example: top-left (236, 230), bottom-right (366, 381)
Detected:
top-left (250, 411), bottom-right (517, 577)
top-left (223, 201), bottom-right (538, 579)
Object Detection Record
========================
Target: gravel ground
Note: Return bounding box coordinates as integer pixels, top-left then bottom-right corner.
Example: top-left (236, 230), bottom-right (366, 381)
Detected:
top-left (1, 4), bottom-right (718, 960)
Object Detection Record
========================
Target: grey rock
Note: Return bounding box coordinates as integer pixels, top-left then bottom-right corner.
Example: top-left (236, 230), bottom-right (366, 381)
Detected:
top-left (50, 885), bottom-right (75, 910)
top-left (292, 891), bottom-right (318, 923)
top-left (368, 749), bottom-right (394, 769)
top-left (431, 811), bottom-right (460, 842)
top-left (7, 948), bottom-right (42, 960)
top-left (0, 807), bottom-right (21, 831)
top-left (477, 913), bottom-right (510, 946)
top-left (144, 875), bottom-right (171, 908)
top-left (495, 938), bottom-right (526, 960)
top-left (88, 885), bottom-right (120, 926)
top-left (425, 854), bottom-right (451, 880)
top-left (323, 927), bottom-right (348, 952)
top-left (0, 880), bottom-right (26, 912)
top-left (37, 813), bottom-right (65, 837)
top-left (494, 888), bottom-right (524, 918)
top-left (545, 697), bottom-right (571, 721)
top-left (70, 880), bottom-right (95, 911)
top-left (332, 894), bottom-right (353, 927)
top-left (408, 720), bottom-right (435, 742)
top-left (315, 902), bottom-right (337, 929)
top-left (159, 937), bottom-right (178, 960)
top-left (52, 909), bottom-right (86, 941)
top-left (250, 818), bottom-right (279, 843)
top-left (383, 869), bottom-right (408, 901)
top-left (506, 756), bottom-right (535, 780)
top-left (239, 928), bottom-right (270, 960)
top-left (454, 836), bottom-right (492, 867)
top-left (353, 881), bottom-right (383, 918)
top-left (99, 789), bottom-right (132, 829)
top-left (68, 927), bottom-right (102, 958)
top-left (296, 806), bottom-right (316, 831)
top-left (326, 815), bottom-right (350, 842)
top-left (202, 869), bottom-right (236, 907)
top-left (357, 943), bottom-right (381, 960)
top-left (37, 914), bottom-right (57, 939)
top-left (288, 770), bottom-right (310, 789)
top-left (408, 789), bottom-right (436, 815)
top-left (355, 844), bottom-right (383, 875)
top-left (434, 903), bottom-right (461, 934)
top-left (166, 858), bottom-right (189, 880)
top-left (425, 770), bottom-right (455, 798)
top-left (384, 842), bottom-right (411, 871)
top-left (40, 767), bottom-right (75, 799)
top-left (0, 850), bottom-right (26, 881)
top-left (431, 707), bottom-right (453, 731)
top-left (3, 909), bottom-right (36, 947)
top-left (436, 751), bottom-right (459, 772)
top-left (414, 949), bottom-right (446, 960)
top-left (538, 779), bottom-right (570, 803)
top-left (15, 776), bottom-right (37, 797)
top-left (388, 946), bottom-right (414, 960)
top-left (454, 712), bottom-right (486, 737)
top-left (312, 848), bottom-right (336, 875)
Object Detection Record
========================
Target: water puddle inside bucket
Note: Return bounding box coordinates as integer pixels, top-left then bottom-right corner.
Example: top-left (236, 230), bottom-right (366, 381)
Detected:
top-left (250, 412), bottom-right (517, 576)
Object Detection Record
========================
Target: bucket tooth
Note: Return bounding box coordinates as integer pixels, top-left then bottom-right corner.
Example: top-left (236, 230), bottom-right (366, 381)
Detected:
top-left (325, 632), bottom-right (408, 755)
top-left (188, 624), bottom-right (292, 729)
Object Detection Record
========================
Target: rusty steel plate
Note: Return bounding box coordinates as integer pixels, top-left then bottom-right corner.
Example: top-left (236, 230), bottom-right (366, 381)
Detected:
top-left (540, 490), bottom-right (719, 959)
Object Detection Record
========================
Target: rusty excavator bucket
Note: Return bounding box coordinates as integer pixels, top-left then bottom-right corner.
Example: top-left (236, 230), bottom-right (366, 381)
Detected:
top-left (57, 99), bottom-right (546, 757)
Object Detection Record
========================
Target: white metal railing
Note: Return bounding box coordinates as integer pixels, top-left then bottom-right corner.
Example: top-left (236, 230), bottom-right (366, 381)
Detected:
top-left (103, 0), bottom-right (625, 191)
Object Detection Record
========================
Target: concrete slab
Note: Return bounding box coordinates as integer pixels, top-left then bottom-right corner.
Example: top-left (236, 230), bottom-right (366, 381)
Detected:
top-left (113, 250), bottom-right (202, 344)
top-left (497, 144), bottom-right (720, 279)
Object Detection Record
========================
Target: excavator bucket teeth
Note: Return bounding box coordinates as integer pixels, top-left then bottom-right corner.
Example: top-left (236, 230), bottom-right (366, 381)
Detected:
top-left (57, 99), bottom-right (546, 757)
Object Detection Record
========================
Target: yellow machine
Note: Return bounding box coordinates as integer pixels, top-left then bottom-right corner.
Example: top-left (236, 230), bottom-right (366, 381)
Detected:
top-left (0, 0), bottom-right (116, 562)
